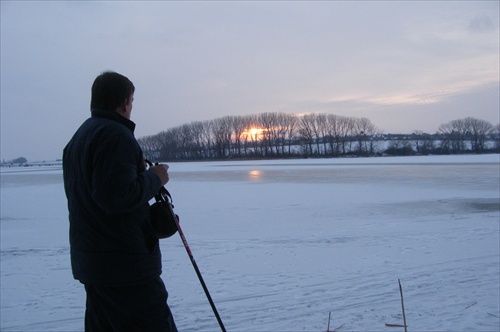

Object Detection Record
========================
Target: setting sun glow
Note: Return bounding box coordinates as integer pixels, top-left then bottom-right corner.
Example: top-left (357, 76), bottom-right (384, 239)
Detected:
top-left (243, 127), bottom-right (264, 139)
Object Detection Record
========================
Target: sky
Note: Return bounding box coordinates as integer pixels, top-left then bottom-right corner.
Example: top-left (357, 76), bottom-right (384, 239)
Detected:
top-left (1, 1), bottom-right (499, 162)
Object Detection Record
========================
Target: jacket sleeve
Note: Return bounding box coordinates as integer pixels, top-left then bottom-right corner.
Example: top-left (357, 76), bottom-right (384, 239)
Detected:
top-left (91, 131), bottom-right (162, 214)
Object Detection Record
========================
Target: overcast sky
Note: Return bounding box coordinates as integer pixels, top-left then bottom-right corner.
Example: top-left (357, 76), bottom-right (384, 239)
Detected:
top-left (1, 1), bottom-right (498, 162)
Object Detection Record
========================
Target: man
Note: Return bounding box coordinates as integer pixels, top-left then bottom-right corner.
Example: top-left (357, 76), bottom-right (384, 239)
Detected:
top-left (63, 71), bottom-right (177, 331)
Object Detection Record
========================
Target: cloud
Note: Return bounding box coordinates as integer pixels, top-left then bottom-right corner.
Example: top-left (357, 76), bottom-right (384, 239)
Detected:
top-left (469, 15), bottom-right (495, 33)
top-left (0, 1), bottom-right (498, 161)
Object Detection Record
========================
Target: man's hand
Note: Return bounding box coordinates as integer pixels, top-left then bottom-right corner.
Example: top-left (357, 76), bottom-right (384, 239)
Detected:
top-left (150, 164), bottom-right (169, 186)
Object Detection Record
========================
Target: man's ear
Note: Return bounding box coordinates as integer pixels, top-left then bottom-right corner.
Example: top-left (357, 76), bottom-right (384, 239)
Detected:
top-left (113, 101), bottom-right (126, 116)
top-left (118, 100), bottom-right (128, 114)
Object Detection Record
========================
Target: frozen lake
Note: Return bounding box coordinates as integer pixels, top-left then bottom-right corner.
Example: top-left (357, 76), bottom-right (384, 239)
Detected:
top-left (1, 155), bottom-right (499, 331)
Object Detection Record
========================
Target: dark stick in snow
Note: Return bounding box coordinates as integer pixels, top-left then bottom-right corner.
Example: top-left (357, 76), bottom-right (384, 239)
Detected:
top-left (385, 279), bottom-right (408, 331)
top-left (399, 278), bottom-right (408, 332)
top-left (326, 312), bottom-right (344, 331)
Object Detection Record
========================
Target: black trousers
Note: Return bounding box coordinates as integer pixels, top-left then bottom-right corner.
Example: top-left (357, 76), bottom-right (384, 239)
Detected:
top-left (84, 277), bottom-right (177, 332)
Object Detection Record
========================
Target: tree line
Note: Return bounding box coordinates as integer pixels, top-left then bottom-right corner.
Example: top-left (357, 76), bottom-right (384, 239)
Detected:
top-left (137, 113), bottom-right (500, 161)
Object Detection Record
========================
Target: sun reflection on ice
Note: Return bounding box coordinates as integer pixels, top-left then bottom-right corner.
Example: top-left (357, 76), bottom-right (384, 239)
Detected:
top-left (248, 170), bottom-right (263, 181)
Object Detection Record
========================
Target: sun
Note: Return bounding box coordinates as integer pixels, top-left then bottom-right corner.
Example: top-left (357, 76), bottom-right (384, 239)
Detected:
top-left (242, 127), bottom-right (264, 139)
top-left (249, 128), bottom-right (262, 136)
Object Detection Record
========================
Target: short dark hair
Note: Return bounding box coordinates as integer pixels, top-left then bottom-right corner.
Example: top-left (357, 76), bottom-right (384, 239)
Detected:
top-left (90, 71), bottom-right (135, 111)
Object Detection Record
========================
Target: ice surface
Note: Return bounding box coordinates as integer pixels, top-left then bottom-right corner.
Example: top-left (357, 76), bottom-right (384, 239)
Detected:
top-left (1, 155), bottom-right (499, 331)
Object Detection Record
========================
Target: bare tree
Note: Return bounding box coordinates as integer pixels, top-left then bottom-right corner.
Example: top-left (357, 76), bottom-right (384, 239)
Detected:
top-left (211, 116), bottom-right (233, 158)
top-left (153, 129), bottom-right (181, 161)
top-left (353, 117), bottom-right (378, 155)
top-left (244, 114), bottom-right (263, 157)
top-left (189, 121), bottom-right (207, 159)
top-left (316, 113), bottom-right (329, 155)
top-left (438, 119), bottom-right (467, 153)
top-left (137, 135), bottom-right (161, 161)
top-left (276, 113), bottom-right (297, 155)
top-left (258, 112), bottom-right (280, 156)
top-left (229, 116), bottom-right (247, 157)
top-left (178, 124), bottom-right (194, 159)
top-left (283, 114), bottom-right (298, 155)
top-left (494, 123), bottom-right (500, 151)
top-left (200, 120), bottom-right (214, 158)
top-left (340, 117), bottom-right (356, 155)
top-left (464, 117), bottom-right (493, 152)
top-left (323, 114), bottom-right (339, 156)
top-left (299, 114), bottom-right (316, 156)
top-left (310, 114), bottom-right (322, 155)
top-left (438, 117), bottom-right (494, 153)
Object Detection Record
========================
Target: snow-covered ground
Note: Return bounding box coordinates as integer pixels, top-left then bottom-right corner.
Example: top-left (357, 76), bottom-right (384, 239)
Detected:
top-left (1, 154), bottom-right (499, 332)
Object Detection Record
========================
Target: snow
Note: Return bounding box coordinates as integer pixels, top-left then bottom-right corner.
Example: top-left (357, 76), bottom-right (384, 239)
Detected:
top-left (1, 154), bottom-right (499, 332)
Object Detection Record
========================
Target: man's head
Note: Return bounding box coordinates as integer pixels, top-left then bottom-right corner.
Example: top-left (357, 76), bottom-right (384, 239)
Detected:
top-left (90, 71), bottom-right (135, 116)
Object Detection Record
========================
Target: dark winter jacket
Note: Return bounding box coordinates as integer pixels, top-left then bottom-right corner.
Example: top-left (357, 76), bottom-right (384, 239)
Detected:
top-left (63, 109), bottom-right (162, 285)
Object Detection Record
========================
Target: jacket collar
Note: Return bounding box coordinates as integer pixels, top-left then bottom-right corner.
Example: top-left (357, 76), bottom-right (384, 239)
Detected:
top-left (91, 109), bottom-right (136, 133)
